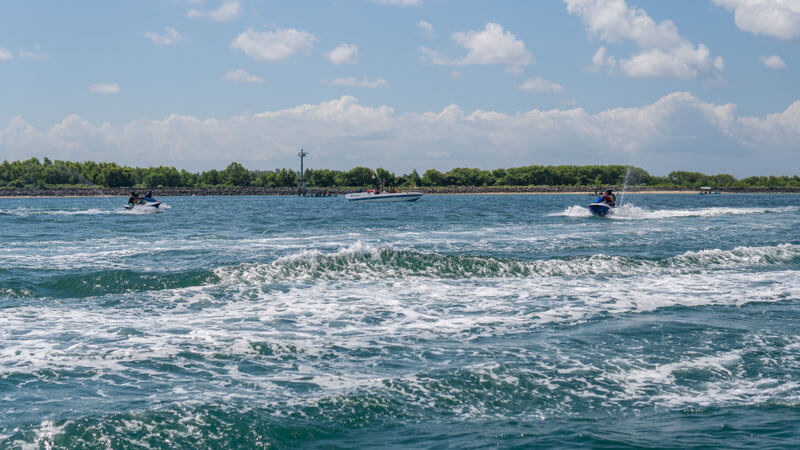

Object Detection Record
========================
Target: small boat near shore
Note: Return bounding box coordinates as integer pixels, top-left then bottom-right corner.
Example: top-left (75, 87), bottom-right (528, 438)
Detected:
top-left (345, 191), bottom-right (423, 202)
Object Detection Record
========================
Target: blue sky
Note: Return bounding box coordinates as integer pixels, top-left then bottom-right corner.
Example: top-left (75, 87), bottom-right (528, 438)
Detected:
top-left (1, 0), bottom-right (798, 176)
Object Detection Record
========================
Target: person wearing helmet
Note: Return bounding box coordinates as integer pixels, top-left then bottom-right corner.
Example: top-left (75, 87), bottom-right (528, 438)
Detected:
top-left (128, 191), bottom-right (140, 206)
top-left (602, 189), bottom-right (616, 207)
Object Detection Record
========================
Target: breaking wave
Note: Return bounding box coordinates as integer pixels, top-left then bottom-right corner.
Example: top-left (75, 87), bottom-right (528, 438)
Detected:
top-left (215, 242), bottom-right (800, 284)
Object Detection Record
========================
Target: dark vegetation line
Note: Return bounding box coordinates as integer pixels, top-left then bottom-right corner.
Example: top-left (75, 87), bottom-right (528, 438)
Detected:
top-left (1, 157), bottom-right (799, 189)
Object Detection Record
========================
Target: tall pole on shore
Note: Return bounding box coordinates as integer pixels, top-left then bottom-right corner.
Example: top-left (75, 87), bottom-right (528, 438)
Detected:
top-left (298, 148), bottom-right (308, 196)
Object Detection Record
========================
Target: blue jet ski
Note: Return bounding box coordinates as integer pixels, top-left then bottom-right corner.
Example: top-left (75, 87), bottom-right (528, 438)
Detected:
top-left (125, 196), bottom-right (161, 210)
top-left (587, 196), bottom-right (613, 216)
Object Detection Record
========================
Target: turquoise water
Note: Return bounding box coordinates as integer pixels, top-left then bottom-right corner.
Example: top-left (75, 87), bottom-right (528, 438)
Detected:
top-left (1, 194), bottom-right (799, 448)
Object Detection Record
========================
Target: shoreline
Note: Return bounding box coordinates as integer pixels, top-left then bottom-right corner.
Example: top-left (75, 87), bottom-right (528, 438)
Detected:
top-left (2, 186), bottom-right (800, 198)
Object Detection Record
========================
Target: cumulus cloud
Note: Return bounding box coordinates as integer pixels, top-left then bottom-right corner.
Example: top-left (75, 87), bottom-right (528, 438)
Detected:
top-left (3, 93), bottom-right (799, 175)
top-left (145, 27), bottom-right (183, 46)
top-left (517, 77), bottom-right (565, 93)
top-left (760, 54), bottom-right (788, 69)
top-left (326, 43), bottom-right (358, 64)
top-left (0, 47), bottom-right (14, 61)
top-left (421, 22), bottom-right (534, 72)
top-left (566, 0), bottom-right (724, 80)
top-left (231, 27), bottom-right (316, 61)
top-left (187, 0), bottom-right (242, 22)
top-left (329, 77), bottom-right (388, 88)
top-left (418, 20), bottom-right (435, 37)
top-left (712, 0), bottom-right (800, 40)
top-left (223, 69), bottom-right (265, 83)
top-left (88, 83), bottom-right (120, 95)
top-left (590, 46), bottom-right (616, 71)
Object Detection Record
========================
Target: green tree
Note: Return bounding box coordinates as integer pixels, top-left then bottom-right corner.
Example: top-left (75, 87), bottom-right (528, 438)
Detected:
top-left (375, 168), bottom-right (396, 186)
top-left (255, 171), bottom-right (277, 187)
top-left (275, 168), bottom-right (297, 187)
top-left (200, 169), bottom-right (221, 186)
top-left (222, 162), bottom-right (252, 186)
top-left (99, 165), bottom-right (134, 187)
top-left (406, 169), bottom-right (422, 187)
top-left (336, 166), bottom-right (375, 187)
top-left (421, 169), bottom-right (445, 186)
top-left (311, 169), bottom-right (336, 187)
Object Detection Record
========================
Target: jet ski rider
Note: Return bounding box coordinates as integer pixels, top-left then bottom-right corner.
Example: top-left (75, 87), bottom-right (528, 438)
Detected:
top-left (128, 191), bottom-right (140, 206)
top-left (602, 189), bottom-right (616, 207)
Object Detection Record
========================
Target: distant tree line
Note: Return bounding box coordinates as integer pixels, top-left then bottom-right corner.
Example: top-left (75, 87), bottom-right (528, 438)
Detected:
top-left (1, 157), bottom-right (799, 189)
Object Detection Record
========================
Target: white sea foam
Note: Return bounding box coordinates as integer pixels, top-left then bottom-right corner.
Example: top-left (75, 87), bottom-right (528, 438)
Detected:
top-left (3, 247), bottom-right (795, 371)
top-left (550, 203), bottom-right (798, 220)
top-left (0, 206), bottom-right (115, 216)
top-left (211, 242), bottom-right (800, 284)
top-left (50, 208), bottom-right (112, 215)
top-left (607, 345), bottom-right (800, 408)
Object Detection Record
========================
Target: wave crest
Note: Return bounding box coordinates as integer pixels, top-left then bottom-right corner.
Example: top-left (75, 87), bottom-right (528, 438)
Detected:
top-left (214, 242), bottom-right (800, 284)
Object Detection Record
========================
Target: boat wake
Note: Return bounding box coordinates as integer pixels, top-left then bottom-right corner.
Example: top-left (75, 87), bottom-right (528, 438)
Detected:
top-left (0, 207), bottom-right (114, 216)
top-left (551, 204), bottom-right (797, 219)
top-left (214, 241), bottom-right (800, 284)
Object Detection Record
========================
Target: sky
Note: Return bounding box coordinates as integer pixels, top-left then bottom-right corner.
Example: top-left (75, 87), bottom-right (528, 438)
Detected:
top-left (1, 0), bottom-right (799, 177)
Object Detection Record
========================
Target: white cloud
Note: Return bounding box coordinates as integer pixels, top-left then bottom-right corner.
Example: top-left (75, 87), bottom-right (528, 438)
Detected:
top-left (223, 69), bottom-right (265, 83)
top-left (329, 77), bottom-right (388, 88)
top-left (19, 44), bottom-right (47, 59)
top-left (0, 47), bottom-right (13, 61)
top-left (3, 93), bottom-right (799, 176)
top-left (370, 0), bottom-right (423, 6)
top-left (590, 46), bottom-right (616, 71)
top-left (418, 20), bottom-right (435, 37)
top-left (517, 77), bottom-right (565, 93)
top-left (231, 28), bottom-right (316, 61)
top-left (421, 23), bottom-right (534, 72)
top-left (712, 0), bottom-right (800, 40)
top-left (145, 27), bottom-right (183, 46)
top-left (760, 54), bottom-right (788, 70)
top-left (619, 44), bottom-right (724, 79)
top-left (326, 43), bottom-right (358, 65)
top-left (88, 83), bottom-right (120, 95)
top-left (566, 0), bottom-right (724, 80)
top-left (187, 0), bottom-right (242, 22)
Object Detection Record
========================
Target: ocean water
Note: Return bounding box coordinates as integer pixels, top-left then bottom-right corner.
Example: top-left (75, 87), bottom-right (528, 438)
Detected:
top-left (1, 193), bottom-right (798, 448)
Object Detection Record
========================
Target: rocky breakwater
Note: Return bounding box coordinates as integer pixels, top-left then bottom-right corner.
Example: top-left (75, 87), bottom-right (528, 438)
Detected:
top-left (0, 186), bottom-right (313, 197)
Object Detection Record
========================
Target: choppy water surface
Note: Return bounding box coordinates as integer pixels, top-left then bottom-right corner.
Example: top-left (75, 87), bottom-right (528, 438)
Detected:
top-left (1, 194), bottom-right (799, 448)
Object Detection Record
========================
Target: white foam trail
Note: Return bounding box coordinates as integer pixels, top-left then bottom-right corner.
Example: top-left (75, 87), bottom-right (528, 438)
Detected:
top-left (119, 207), bottom-right (161, 214)
top-left (0, 206), bottom-right (114, 216)
top-left (50, 208), bottom-right (112, 216)
top-left (550, 204), bottom-right (798, 219)
top-left (551, 205), bottom-right (592, 217)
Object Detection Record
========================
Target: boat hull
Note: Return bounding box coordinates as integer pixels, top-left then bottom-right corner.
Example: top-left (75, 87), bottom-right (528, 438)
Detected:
top-left (125, 200), bottom-right (161, 210)
top-left (345, 192), bottom-right (423, 202)
top-left (587, 202), bottom-right (612, 216)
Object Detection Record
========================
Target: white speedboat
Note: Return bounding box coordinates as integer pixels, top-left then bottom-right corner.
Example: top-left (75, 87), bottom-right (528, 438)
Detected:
top-left (345, 191), bottom-right (423, 202)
